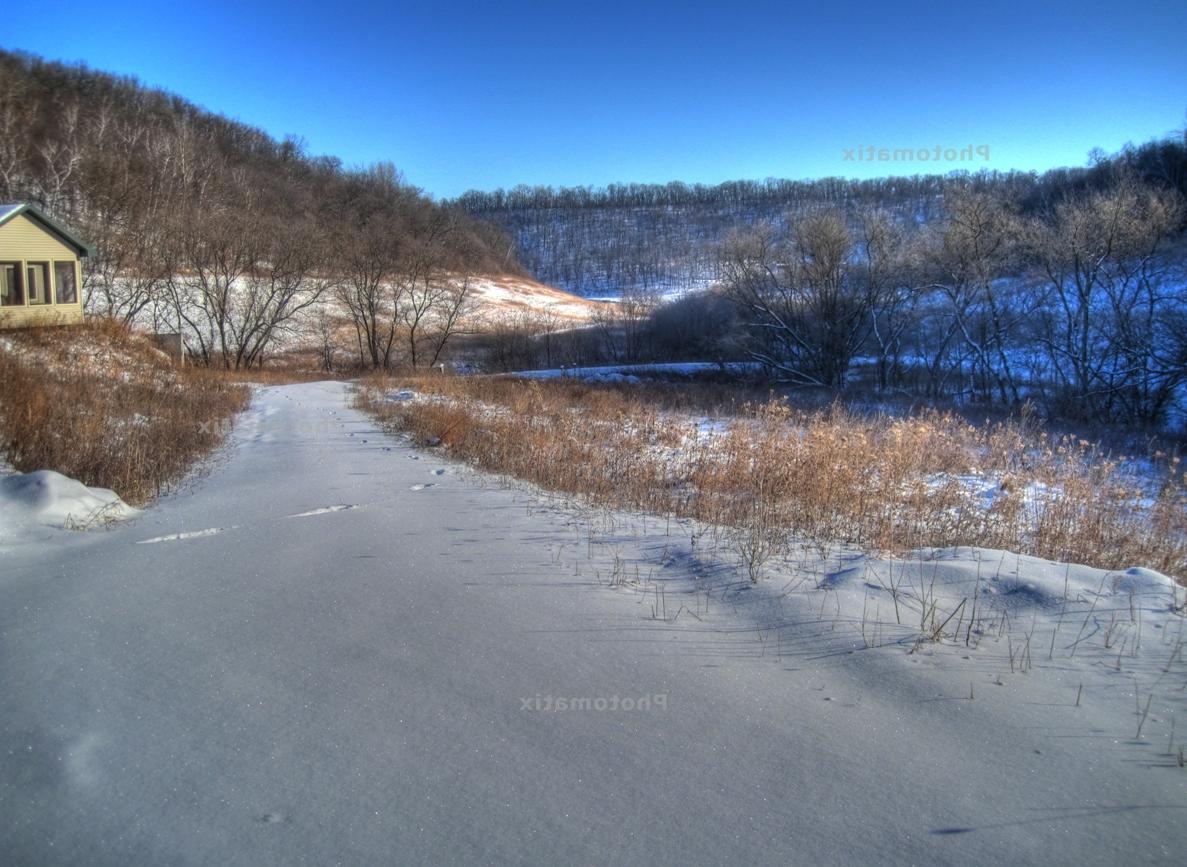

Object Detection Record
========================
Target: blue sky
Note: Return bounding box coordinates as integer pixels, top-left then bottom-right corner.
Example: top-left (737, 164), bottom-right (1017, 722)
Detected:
top-left (5, 1), bottom-right (1185, 198)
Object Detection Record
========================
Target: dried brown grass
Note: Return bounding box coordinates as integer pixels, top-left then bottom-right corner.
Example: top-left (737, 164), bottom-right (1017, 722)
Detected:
top-left (356, 374), bottom-right (1187, 582)
top-left (0, 322), bottom-right (249, 504)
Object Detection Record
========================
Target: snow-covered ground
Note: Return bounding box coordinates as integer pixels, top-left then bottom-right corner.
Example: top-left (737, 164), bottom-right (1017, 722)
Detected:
top-left (585, 278), bottom-right (716, 303)
top-left (1, 382), bottom-right (1184, 865)
top-left (511, 361), bottom-right (757, 382)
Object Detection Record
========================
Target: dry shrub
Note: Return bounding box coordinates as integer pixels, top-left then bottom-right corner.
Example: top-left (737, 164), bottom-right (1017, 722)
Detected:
top-left (0, 323), bottom-right (249, 503)
top-left (357, 374), bottom-right (1187, 582)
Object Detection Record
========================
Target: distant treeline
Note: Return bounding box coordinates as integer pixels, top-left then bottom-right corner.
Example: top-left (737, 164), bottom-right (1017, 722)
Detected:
top-left (0, 49), bottom-right (518, 368)
top-left (454, 139), bottom-right (1187, 295)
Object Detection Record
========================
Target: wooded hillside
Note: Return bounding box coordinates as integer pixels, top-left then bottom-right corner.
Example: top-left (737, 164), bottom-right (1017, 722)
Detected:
top-left (456, 139), bottom-right (1187, 296)
top-left (0, 49), bottom-right (519, 368)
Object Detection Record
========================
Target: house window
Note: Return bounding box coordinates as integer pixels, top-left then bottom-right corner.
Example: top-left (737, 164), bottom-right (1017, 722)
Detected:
top-left (54, 261), bottom-right (78, 304)
top-left (27, 262), bottom-right (50, 305)
top-left (1, 262), bottom-right (23, 306)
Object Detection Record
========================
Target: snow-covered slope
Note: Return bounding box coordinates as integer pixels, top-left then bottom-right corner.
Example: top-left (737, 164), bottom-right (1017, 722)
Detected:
top-left (466, 274), bottom-right (608, 322)
top-left (0, 382), bottom-right (1183, 865)
top-left (0, 324), bottom-right (177, 386)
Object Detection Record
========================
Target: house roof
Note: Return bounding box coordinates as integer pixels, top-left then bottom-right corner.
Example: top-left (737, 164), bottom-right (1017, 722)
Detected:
top-left (0, 203), bottom-right (96, 257)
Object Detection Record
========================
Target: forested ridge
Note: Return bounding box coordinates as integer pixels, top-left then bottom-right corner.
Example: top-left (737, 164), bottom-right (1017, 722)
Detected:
top-left (455, 140), bottom-right (1187, 296)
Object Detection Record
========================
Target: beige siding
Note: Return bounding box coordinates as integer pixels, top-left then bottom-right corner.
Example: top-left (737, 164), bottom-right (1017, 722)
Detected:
top-left (0, 304), bottom-right (84, 328)
top-left (0, 214), bottom-right (84, 330)
top-left (0, 214), bottom-right (78, 259)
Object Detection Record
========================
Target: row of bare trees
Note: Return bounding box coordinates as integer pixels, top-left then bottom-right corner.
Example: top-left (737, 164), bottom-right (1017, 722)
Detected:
top-left (715, 174), bottom-right (1187, 424)
top-left (331, 166), bottom-right (478, 370)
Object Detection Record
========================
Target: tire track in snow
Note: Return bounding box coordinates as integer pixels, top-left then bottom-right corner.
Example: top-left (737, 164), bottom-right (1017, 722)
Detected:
top-left (283, 505), bottom-right (357, 518)
top-left (136, 527), bottom-right (233, 544)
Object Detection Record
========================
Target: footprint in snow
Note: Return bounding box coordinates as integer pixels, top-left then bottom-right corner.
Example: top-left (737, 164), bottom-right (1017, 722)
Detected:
top-left (410, 483), bottom-right (435, 491)
top-left (430, 468), bottom-right (446, 476)
top-left (255, 812), bottom-right (290, 825)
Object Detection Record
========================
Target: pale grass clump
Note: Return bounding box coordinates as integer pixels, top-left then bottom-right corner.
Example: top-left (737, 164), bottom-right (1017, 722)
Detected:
top-left (356, 374), bottom-right (1187, 583)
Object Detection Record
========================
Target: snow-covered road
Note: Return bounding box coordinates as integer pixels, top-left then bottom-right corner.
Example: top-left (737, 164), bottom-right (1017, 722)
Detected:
top-left (1, 382), bottom-right (1183, 865)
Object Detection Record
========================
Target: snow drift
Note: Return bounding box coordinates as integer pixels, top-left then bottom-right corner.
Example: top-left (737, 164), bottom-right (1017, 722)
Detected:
top-left (0, 469), bottom-right (138, 540)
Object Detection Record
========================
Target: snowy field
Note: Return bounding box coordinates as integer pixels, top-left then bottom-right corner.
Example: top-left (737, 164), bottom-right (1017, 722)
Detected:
top-left (1, 382), bottom-right (1185, 865)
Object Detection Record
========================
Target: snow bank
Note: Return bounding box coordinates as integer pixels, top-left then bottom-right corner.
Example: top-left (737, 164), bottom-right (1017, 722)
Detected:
top-left (0, 470), bottom-right (138, 540)
top-left (818, 546), bottom-right (1180, 617)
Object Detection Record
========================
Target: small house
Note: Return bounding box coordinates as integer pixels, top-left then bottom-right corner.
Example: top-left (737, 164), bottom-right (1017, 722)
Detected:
top-left (0, 203), bottom-right (94, 330)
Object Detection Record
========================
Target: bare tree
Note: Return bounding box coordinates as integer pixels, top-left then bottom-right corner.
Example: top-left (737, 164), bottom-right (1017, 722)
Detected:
top-left (1027, 177), bottom-right (1184, 421)
top-left (424, 275), bottom-right (476, 369)
top-left (334, 204), bottom-right (405, 369)
top-left (229, 217), bottom-right (335, 368)
top-left (0, 65), bottom-right (31, 197)
top-left (857, 208), bottom-right (917, 392)
top-left (720, 207), bottom-right (888, 388)
top-left (164, 204), bottom-right (262, 367)
top-left (84, 208), bottom-right (170, 324)
top-left (483, 309), bottom-right (543, 372)
top-left (925, 190), bottom-right (1032, 404)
